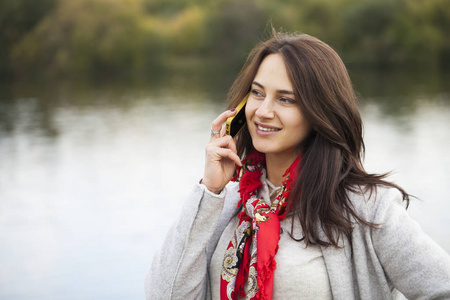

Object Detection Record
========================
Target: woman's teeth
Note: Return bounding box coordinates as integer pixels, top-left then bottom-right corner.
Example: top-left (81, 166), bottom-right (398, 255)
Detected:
top-left (258, 125), bottom-right (280, 132)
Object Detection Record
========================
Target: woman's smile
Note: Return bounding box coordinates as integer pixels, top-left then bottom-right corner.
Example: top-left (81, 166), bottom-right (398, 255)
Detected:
top-left (255, 122), bottom-right (281, 134)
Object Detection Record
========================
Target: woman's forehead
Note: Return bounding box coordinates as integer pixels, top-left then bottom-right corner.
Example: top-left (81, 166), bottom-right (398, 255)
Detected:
top-left (253, 54), bottom-right (294, 93)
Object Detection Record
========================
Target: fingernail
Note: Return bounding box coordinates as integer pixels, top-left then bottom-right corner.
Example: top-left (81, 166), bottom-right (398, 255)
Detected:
top-left (230, 108), bottom-right (236, 112)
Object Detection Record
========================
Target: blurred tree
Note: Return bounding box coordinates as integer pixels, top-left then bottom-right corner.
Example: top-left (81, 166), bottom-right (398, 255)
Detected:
top-left (163, 6), bottom-right (208, 56)
top-left (300, 0), bottom-right (344, 41)
top-left (392, 0), bottom-right (450, 68)
top-left (4, 0), bottom-right (450, 80)
top-left (11, 0), bottom-right (164, 80)
top-left (341, 0), bottom-right (402, 67)
top-left (0, 0), bottom-right (58, 78)
top-left (143, 0), bottom-right (189, 17)
top-left (257, 0), bottom-right (344, 44)
top-left (204, 0), bottom-right (267, 67)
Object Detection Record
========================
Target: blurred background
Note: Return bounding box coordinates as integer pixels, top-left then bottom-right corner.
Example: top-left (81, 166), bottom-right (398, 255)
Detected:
top-left (0, 0), bottom-right (449, 299)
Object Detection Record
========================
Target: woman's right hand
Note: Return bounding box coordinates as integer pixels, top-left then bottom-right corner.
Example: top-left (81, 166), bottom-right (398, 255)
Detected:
top-left (202, 109), bottom-right (242, 194)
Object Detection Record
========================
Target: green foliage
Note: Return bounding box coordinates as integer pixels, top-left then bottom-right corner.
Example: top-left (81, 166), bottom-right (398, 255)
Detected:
top-left (392, 0), bottom-right (450, 66)
top-left (11, 0), bottom-right (165, 79)
top-left (3, 0), bottom-right (450, 80)
top-left (341, 0), bottom-right (402, 66)
top-left (204, 0), bottom-right (266, 63)
top-left (143, 0), bottom-right (190, 17)
top-left (0, 0), bottom-right (58, 77)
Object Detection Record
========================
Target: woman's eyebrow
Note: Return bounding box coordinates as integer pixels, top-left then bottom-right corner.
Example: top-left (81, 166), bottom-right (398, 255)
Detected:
top-left (252, 81), bottom-right (295, 95)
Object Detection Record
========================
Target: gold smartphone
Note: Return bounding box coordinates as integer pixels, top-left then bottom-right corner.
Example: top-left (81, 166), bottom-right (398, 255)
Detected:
top-left (225, 94), bottom-right (249, 137)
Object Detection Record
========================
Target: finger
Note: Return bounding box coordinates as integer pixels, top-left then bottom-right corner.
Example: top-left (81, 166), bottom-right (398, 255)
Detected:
top-left (210, 109), bottom-right (237, 138)
top-left (220, 124), bottom-right (226, 137)
top-left (208, 135), bottom-right (237, 153)
top-left (215, 148), bottom-right (242, 167)
top-left (224, 134), bottom-right (238, 154)
top-left (210, 127), bottom-right (220, 138)
top-left (205, 137), bottom-right (241, 166)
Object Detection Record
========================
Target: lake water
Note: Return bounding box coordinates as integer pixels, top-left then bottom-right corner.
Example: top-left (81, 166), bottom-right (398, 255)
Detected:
top-left (0, 69), bottom-right (449, 299)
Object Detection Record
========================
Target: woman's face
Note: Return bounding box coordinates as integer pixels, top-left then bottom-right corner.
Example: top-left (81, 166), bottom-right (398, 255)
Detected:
top-left (245, 53), bottom-right (312, 162)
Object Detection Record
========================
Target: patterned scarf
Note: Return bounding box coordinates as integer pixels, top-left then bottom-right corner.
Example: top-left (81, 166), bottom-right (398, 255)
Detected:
top-left (220, 150), bottom-right (301, 300)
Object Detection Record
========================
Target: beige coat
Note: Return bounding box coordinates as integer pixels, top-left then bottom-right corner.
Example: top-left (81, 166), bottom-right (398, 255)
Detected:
top-left (146, 182), bottom-right (450, 299)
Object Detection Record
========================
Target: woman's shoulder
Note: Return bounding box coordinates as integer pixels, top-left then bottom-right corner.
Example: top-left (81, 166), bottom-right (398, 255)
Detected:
top-left (348, 184), bottom-right (406, 223)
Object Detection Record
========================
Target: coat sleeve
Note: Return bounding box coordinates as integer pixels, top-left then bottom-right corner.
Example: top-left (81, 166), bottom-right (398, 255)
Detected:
top-left (371, 188), bottom-right (450, 299)
top-left (144, 183), bottom-right (228, 300)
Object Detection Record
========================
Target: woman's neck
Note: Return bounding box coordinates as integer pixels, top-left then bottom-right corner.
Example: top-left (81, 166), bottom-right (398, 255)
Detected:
top-left (265, 153), bottom-right (298, 187)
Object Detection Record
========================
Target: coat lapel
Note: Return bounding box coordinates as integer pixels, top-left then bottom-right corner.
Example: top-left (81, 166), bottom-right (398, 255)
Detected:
top-left (318, 228), bottom-right (357, 300)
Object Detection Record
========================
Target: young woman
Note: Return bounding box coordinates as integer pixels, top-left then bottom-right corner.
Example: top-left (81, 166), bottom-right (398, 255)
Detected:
top-left (145, 32), bottom-right (450, 299)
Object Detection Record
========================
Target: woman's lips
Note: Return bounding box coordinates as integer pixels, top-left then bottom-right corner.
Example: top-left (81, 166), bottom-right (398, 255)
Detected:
top-left (255, 123), bottom-right (281, 135)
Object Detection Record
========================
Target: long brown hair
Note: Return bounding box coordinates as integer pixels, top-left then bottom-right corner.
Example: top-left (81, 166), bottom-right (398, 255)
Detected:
top-left (227, 32), bottom-right (410, 247)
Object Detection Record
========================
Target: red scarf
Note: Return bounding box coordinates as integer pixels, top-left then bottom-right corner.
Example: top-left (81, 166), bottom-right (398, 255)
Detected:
top-left (220, 150), bottom-right (301, 300)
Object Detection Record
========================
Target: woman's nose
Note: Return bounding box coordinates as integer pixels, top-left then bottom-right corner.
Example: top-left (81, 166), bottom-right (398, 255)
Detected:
top-left (255, 98), bottom-right (275, 119)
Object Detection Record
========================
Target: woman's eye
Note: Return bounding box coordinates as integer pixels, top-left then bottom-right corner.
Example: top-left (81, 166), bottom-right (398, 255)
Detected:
top-left (251, 90), bottom-right (263, 98)
top-left (280, 97), bottom-right (295, 104)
